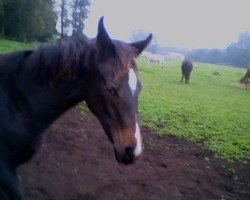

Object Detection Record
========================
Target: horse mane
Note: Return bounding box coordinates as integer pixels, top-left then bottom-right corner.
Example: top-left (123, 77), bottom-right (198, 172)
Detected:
top-left (29, 35), bottom-right (94, 86)
top-left (0, 35), bottom-right (95, 88)
top-left (0, 35), bottom-right (135, 87)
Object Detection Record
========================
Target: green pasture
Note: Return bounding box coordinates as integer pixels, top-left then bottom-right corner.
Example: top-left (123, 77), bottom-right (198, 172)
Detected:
top-left (1, 39), bottom-right (249, 163)
top-left (138, 58), bottom-right (250, 163)
top-left (0, 38), bottom-right (37, 54)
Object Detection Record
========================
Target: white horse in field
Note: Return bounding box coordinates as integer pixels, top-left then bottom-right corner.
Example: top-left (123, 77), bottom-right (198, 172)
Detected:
top-left (142, 51), bottom-right (165, 69)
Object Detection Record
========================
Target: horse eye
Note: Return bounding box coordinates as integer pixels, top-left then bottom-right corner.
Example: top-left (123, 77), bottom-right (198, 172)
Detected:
top-left (106, 84), bottom-right (116, 95)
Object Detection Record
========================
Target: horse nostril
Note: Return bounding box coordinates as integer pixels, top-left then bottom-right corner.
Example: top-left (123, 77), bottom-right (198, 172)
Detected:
top-left (125, 146), bottom-right (134, 157)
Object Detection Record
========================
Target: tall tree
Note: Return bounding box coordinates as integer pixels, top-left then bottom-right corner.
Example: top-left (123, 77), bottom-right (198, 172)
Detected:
top-left (60, 0), bottom-right (70, 38)
top-left (0, 0), bottom-right (3, 34)
top-left (71, 0), bottom-right (90, 36)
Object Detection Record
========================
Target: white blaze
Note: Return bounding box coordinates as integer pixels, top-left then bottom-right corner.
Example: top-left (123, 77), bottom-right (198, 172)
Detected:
top-left (134, 122), bottom-right (142, 157)
top-left (128, 68), bottom-right (142, 157)
top-left (128, 68), bottom-right (137, 95)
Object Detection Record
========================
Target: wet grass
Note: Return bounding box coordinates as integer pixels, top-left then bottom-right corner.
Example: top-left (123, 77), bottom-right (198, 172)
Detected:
top-left (138, 58), bottom-right (250, 163)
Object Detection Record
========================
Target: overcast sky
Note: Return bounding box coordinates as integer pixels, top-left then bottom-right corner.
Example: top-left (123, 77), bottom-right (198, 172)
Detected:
top-left (84, 0), bottom-right (250, 49)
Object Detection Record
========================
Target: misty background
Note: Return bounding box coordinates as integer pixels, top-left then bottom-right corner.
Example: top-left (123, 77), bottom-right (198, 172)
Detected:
top-left (0, 0), bottom-right (249, 68)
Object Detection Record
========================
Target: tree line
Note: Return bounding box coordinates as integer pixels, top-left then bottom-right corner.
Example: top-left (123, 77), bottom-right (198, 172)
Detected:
top-left (187, 32), bottom-right (250, 68)
top-left (131, 30), bottom-right (250, 68)
top-left (0, 0), bottom-right (90, 42)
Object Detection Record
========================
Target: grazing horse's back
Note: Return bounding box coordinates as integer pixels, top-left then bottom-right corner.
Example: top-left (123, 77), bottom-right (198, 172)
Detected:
top-left (181, 60), bottom-right (193, 84)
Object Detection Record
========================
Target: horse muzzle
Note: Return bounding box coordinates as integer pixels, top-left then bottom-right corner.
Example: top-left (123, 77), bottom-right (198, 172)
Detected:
top-left (114, 146), bottom-right (138, 165)
top-left (108, 121), bottom-right (143, 165)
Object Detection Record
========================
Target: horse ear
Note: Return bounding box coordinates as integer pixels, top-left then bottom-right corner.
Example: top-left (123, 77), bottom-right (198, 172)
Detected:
top-left (96, 17), bottom-right (115, 55)
top-left (130, 34), bottom-right (153, 57)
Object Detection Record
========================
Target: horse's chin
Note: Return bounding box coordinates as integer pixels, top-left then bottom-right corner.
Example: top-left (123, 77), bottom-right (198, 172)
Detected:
top-left (117, 159), bottom-right (136, 165)
top-left (115, 156), bottom-right (136, 165)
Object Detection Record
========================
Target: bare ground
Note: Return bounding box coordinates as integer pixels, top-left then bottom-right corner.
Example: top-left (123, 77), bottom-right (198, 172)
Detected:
top-left (18, 107), bottom-right (250, 200)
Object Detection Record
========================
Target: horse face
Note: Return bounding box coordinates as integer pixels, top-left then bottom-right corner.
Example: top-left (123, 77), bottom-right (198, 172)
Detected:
top-left (85, 17), bottom-right (152, 164)
top-left (86, 62), bottom-right (142, 164)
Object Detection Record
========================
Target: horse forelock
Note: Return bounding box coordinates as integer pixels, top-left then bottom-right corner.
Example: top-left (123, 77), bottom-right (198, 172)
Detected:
top-left (112, 40), bottom-right (136, 79)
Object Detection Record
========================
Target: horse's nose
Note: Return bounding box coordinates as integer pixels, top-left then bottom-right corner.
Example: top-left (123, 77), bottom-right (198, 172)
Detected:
top-left (114, 146), bottom-right (136, 165)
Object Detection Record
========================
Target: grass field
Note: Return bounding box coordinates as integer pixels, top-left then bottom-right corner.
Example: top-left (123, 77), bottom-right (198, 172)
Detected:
top-left (1, 38), bottom-right (249, 164)
top-left (138, 58), bottom-right (250, 163)
top-left (0, 38), bottom-right (37, 54)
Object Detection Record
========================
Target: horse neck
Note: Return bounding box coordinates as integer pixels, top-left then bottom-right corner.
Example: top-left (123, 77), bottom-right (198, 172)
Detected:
top-left (4, 40), bottom-right (95, 134)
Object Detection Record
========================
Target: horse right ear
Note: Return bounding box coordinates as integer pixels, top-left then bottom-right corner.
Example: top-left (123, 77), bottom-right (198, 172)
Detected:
top-left (130, 34), bottom-right (153, 57)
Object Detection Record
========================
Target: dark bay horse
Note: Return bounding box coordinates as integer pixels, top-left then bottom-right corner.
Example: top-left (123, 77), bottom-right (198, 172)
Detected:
top-left (180, 59), bottom-right (193, 84)
top-left (239, 68), bottom-right (250, 90)
top-left (0, 17), bottom-right (152, 199)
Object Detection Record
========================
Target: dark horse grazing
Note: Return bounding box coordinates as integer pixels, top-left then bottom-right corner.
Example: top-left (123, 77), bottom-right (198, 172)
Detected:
top-left (180, 59), bottom-right (193, 84)
top-left (239, 68), bottom-right (250, 90)
top-left (0, 17), bottom-right (152, 199)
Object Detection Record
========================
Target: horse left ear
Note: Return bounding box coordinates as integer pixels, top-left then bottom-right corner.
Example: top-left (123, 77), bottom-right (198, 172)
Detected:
top-left (130, 34), bottom-right (153, 57)
top-left (96, 17), bottom-right (115, 55)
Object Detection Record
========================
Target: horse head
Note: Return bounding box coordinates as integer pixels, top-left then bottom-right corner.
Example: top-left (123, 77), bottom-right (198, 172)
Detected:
top-left (85, 17), bottom-right (152, 164)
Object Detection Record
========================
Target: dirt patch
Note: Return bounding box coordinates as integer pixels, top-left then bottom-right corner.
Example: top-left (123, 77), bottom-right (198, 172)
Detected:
top-left (18, 107), bottom-right (250, 200)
